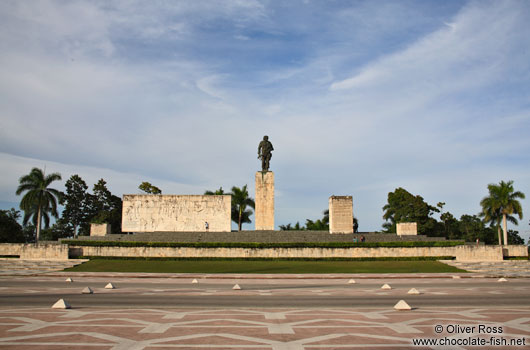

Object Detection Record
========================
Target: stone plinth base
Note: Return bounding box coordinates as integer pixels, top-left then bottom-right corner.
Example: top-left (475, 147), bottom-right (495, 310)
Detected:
top-left (255, 171), bottom-right (274, 230)
top-left (90, 223), bottom-right (111, 236)
top-left (329, 196), bottom-right (353, 234)
top-left (397, 223), bottom-right (417, 235)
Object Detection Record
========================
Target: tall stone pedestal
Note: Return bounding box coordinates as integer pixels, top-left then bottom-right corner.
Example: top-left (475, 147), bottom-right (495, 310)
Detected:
top-left (255, 171), bottom-right (274, 230)
top-left (329, 196), bottom-right (353, 234)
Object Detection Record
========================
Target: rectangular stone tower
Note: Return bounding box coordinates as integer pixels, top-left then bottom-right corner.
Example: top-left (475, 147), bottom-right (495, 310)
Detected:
top-left (329, 196), bottom-right (353, 234)
top-left (255, 171), bottom-right (274, 230)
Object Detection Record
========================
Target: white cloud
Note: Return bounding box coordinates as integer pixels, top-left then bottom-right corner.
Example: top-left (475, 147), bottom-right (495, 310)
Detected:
top-left (1, 0), bottom-right (529, 240)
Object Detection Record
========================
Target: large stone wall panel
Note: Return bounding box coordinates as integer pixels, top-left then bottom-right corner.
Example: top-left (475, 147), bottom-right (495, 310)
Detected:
top-left (122, 195), bottom-right (231, 232)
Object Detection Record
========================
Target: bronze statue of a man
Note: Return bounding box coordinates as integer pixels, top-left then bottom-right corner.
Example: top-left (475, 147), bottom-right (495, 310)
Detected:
top-left (258, 135), bottom-right (274, 172)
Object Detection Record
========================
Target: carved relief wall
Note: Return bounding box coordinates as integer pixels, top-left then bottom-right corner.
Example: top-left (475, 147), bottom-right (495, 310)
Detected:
top-left (122, 195), bottom-right (231, 232)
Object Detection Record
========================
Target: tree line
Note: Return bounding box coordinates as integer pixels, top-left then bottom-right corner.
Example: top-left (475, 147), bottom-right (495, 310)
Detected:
top-left (381, 181), bottom-right (525, 245)
top-left (0, 167), bottom-right (526, 246)
top-left (0, 167), bottom-right (259, 243)
top-left (1, 168), bottom-right (123, 243)
top-left (279, 210), bottom-right (360, 232)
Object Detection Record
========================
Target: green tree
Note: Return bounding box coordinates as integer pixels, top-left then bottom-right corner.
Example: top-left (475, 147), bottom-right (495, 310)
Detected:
top-left (479, 196), bottom-right (503, 246)
top-left (382, 187), bottom-right (440, 235)
top-left (60, 175), bottom-right (90, 237)
top-left (40, 221), bottom-right (73, 241)
top-left (353, 217), bottom-right (359, 233)
top-left (458, 214), bottom-right (496, 244)
top-left (230, 185), bottom-right (255, 231)
top-left (88, 179), bottom-right (122, 234)
top-left (0, 209), bottom-right (26, 243)
top-left (139, 182), bottom-right (162, 194)
top-left (204, 187), bottom-right (225, 195)
top-left (305, 209), bottom-right (330, 230)
top-left (16, 167), bottom-right (62, 242)
top-left (507, 230), bottom-right (524, 245)
top-left (279, 222), bottom-right (304, 230)
top-left (305, 218), bottom-right (328, 230)
top-left (22, 201), bottom-right (52, 229)
top-left (480, 180), bottom-right (525, 246)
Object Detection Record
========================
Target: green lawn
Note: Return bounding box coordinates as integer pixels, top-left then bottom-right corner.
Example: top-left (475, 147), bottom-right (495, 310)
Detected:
top-left (65, 259), bottom-right (466, 274)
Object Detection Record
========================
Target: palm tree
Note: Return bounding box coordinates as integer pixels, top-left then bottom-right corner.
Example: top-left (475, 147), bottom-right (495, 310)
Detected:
top-left (480, 180), bottom-right (525, 246)
top-left (16, 168), bottom-right (62, 243)
top-left (479, 199), bottom-right (511, 246)
top-left (23, 201), bottom-right (52, 229)
top-left (230, 185), bottom-right (255, 231)
top-left (480, 190), bottom-right (502, 245)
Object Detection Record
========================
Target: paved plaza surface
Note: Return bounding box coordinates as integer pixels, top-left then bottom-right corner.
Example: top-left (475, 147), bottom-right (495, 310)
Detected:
top-left (1, 266), bottom-right (530, 349)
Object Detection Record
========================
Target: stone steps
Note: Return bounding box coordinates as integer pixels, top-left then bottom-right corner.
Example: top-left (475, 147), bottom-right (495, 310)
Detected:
top-left (0, 258), bottom-right (88, 275)
top-left (68, 231), bottom-right (446, 243)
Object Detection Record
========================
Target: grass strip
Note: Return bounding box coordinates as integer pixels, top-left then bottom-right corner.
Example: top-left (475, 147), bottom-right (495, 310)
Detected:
top-left (65, 259), bottom-right (466, 274)
top-left (76, 256), bottom-right (455, 261)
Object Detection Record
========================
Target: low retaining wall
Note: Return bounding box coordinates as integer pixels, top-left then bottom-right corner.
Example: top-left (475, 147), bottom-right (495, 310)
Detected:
top-left (1, 243), bottom-right (525, 261)
top-left (70, 245), bottom-right (526, 261)
top-left (503, 245), bottom-right (528, 257)
top-left (0, 243), bottom-right (69, 260)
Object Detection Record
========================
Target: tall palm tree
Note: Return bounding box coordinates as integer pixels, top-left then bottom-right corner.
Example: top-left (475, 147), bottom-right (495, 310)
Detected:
top-left (230, 185), bottom-right (255, 231)
top-left (480, 180), bottom-right (525, 246)
top-left (16, 167), bottom-right (62, 243)
top-left (479, 200), bottom-right (503, 245)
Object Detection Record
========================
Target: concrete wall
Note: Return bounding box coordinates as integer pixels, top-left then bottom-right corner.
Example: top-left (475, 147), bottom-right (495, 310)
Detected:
top-left (0, 243), bottom-right (69, 260)
top-left (503, 245), bottom-right (529, 257)
top-left (329, 196), bottom-right (353, 234)
top-left (1, 242), bottom-right (525, 261)
top-left (397, 223), bottom-right (417, 236)
top-left (90, 223), bottom-right (110, 236)
top-left (68, 244), bottom-right (526, 261)
top-left (122, 195), bottom-right (231, 232)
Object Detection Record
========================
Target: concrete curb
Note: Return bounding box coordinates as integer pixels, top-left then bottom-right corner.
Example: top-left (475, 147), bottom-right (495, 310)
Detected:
top-left (33, 271), bottom-right (498, 279)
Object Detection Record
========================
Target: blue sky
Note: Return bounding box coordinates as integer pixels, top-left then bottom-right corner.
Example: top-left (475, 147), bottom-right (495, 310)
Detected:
top-left (1, 0), bottom-right (529, 240)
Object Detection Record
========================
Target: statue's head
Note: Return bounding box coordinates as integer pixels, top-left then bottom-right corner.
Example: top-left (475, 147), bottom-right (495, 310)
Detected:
top-left (263, 135), bottom-right (269, 141)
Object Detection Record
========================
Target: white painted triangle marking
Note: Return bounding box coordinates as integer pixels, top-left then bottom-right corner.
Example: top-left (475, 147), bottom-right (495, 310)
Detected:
top-left (498, 277), bottom-right (508, 282)
top-left (407, 288), bottom-right (421, 295)
top-left (192, 279), bottom-right (198, 284)
top-left (65, 278), bottom-right (73, 282)
top-left (82, 287), bottom-right (93, 294)
top-left (232, 284), bottom-right (241, 290)
top-left (105, 283), bottom-right (115, 289)
top-left (381, 283), bottom-right (392, 290)
top-left (348, 279), bottom-right (356, 284)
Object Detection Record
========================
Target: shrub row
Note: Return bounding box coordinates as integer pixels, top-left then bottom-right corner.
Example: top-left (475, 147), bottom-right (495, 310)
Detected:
top-left (62, 240), bottom-right (465, 248)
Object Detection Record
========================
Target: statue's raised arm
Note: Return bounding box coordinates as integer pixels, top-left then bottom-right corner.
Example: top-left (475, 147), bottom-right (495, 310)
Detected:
top-left (257, 135), bottom-right (274, 172)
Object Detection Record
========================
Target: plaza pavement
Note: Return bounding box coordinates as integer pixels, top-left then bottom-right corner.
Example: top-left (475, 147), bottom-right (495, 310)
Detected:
top-left (0, 259), bottom-right (529, 349)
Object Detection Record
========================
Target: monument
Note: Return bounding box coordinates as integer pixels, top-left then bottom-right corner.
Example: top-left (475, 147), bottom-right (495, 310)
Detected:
top-left (397, 222), bottom-right (418, 236)
top-left (255, 136), bottom-right (275, 230)
top-left (122, 194), bottom-right (231, 232)
top-left (329, 196), bottom-right (353, 234)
